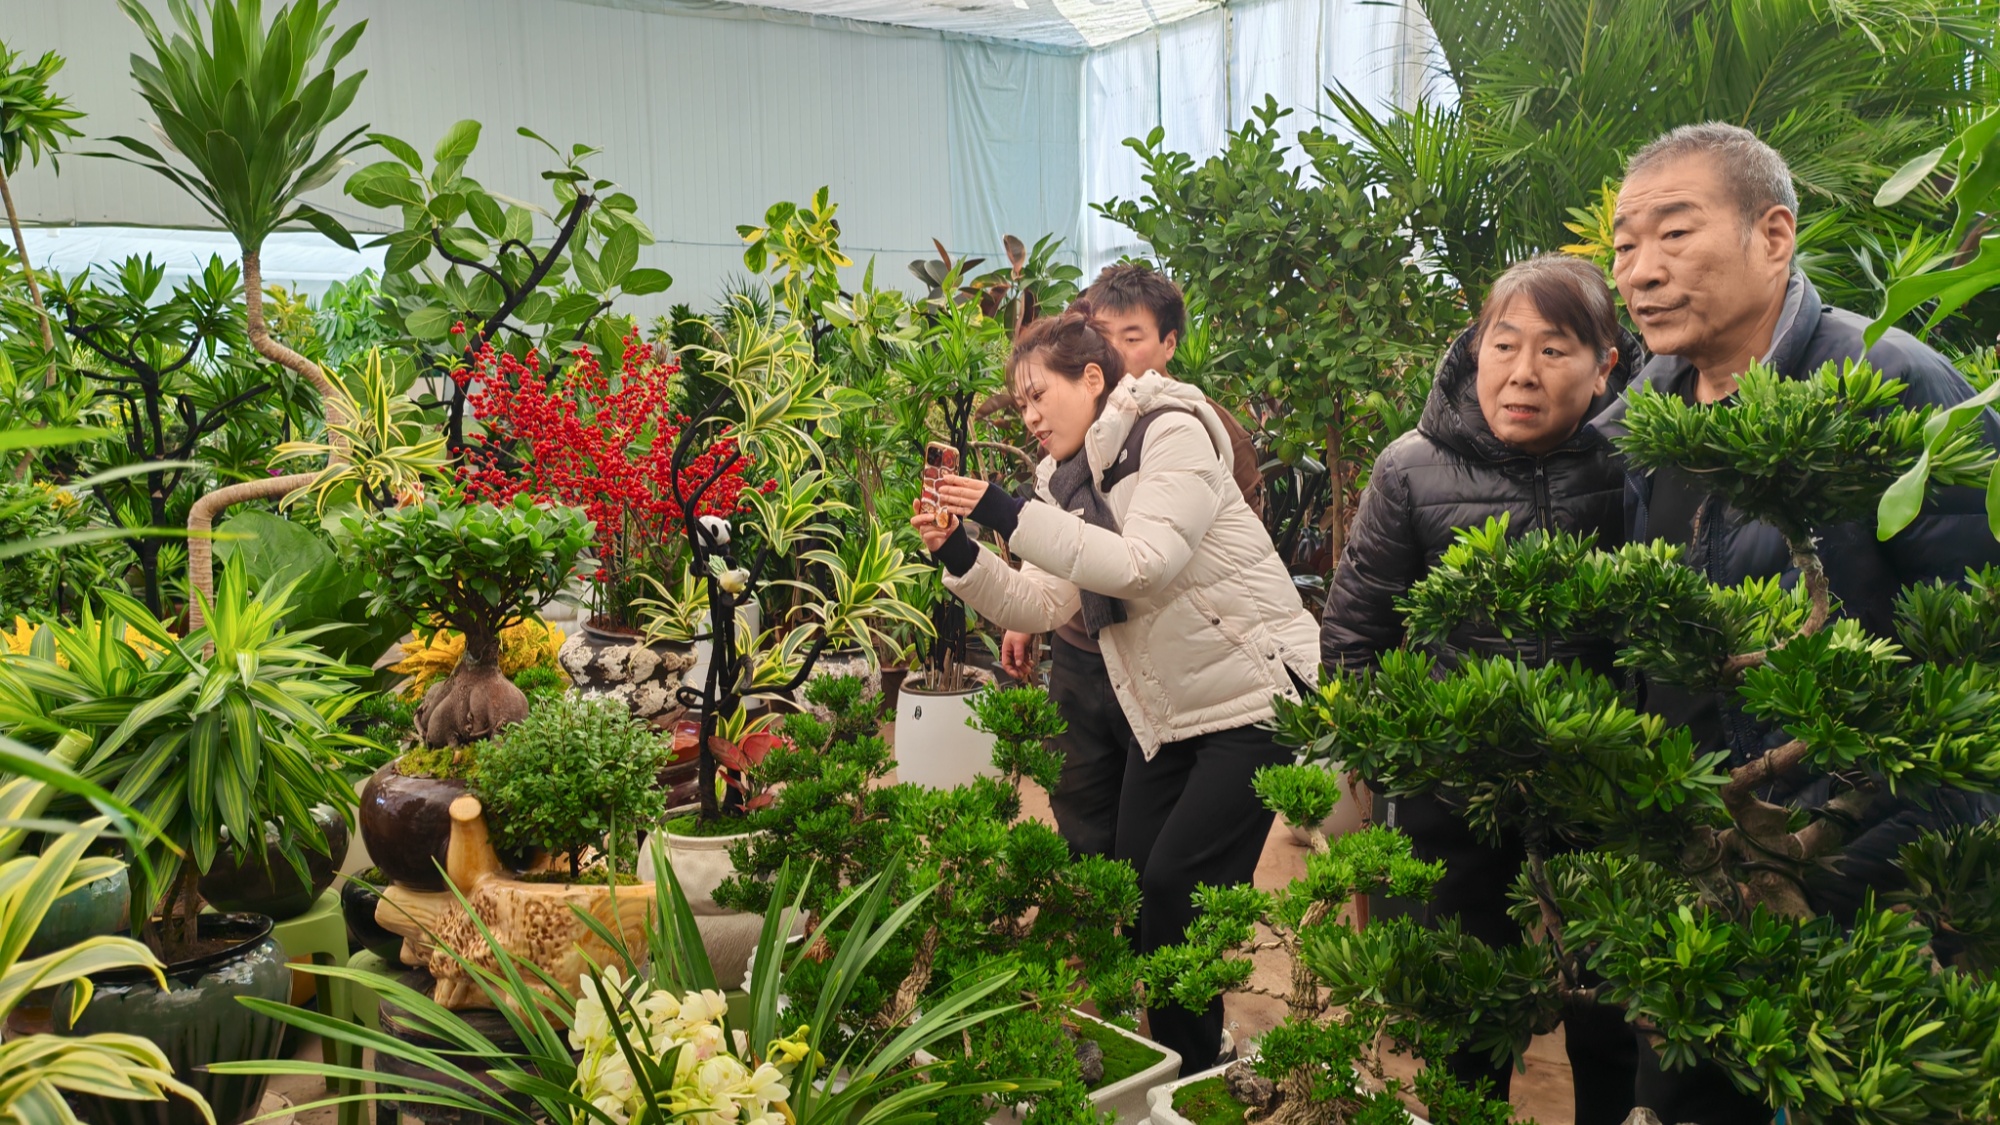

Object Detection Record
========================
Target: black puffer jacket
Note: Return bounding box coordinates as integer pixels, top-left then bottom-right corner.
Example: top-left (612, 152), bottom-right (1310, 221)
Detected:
top-left (1320, 322), bottom-right (1640, 672)
top-left (1590, 271), bottom-right (2000, 922)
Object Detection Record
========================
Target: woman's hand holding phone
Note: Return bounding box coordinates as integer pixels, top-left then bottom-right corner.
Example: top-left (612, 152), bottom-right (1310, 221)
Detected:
top-left (933, 474), bottom-right (990, 517)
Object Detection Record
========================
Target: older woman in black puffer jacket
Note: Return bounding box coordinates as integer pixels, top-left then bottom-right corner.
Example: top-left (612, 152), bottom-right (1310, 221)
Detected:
top-left (1320, 254), bottom-right (1641, 1124)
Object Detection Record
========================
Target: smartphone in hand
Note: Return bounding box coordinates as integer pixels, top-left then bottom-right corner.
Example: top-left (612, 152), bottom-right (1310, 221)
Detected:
top-left (921, 442), bottom-right (959, 528)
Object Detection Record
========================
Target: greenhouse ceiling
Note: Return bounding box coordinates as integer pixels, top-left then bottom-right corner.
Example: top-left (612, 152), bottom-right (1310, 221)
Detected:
top-left (626, 0), bottom-right (1223, 49)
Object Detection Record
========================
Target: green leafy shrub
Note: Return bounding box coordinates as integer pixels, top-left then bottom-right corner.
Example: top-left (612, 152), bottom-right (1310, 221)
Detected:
top-left (967, 684), bottom-right (1065, 791)
top-left (472, 694), bottom-right (670, 878)
top-left (0, 480), bottom-right (131, 619)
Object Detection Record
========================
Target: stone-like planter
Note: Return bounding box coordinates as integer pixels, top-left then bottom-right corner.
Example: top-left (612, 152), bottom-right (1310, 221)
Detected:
top-left (199, 804), bottom-right (349, 920)
top-left (26, 863), bottom-right (129, 958)
top-left (1144, 1056), bottom-right (1429, 1125)
top-left (894, 668), bottom-right (997, 790)
top-left (57, 913), bottom-right (290, 1125)
top-left (387, 796), bottom-right (652, 1011)
top-left (560, 620), bottom-right (698, 720)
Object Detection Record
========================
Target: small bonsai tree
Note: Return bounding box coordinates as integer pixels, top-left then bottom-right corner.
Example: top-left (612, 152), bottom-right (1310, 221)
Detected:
top-left (715, 676), bottom-right (1143, 1125)
top-left (471, 693), bottom-right (671, 880)
top-left (1277, 361), bottom-right (2000, 1122)
top-left (345, 492), bottom-right (591, 747)
top-left (1145, 767), bottom-right (1531, 1123)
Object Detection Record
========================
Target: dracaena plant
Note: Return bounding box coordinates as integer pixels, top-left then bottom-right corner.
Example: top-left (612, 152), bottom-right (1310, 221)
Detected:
top-left (1277, 360), bottom-right (2000, 1121)
top-left (0, 557), bottom-right (362, 954)
top-left (98, 0), bottom-right (377, 623)
top-left (211, 851), bottom-right (1054, 1125)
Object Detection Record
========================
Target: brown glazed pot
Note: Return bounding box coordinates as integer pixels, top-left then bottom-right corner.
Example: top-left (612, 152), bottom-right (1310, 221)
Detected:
top-left (358, 761), bottom-right (469, 891)
top-left (197, 804), bottom-right (349, 920)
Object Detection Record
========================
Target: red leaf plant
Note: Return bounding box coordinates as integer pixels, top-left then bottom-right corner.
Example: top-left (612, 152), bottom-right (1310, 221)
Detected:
top-left (455, 328), bottom-right (773, 628)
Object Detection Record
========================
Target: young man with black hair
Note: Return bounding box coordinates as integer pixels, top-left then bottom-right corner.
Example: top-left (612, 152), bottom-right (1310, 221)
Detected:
top-left (1001, 263), bottom-right (1264, 865)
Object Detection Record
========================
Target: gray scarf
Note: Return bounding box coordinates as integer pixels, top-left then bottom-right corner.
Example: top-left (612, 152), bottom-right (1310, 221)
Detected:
top-left (1047, 453), bottom-right (1125, 638)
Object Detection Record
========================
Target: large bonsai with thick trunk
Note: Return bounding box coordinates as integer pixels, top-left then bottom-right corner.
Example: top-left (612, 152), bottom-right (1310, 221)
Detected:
top-left (1273, 361), bottom-right (2000, 1122)
top-left (98, 0), bottom-right (373, 626)
top-left (346, 493), bottom-right (590, 748)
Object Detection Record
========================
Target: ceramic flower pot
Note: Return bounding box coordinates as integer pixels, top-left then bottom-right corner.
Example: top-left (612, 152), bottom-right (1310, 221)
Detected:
top-left (340, 871), bottom-right (406, 963)
top-left (357, 759), bottom-right (471, 892)
top-left (559, 619), bottom-right (698, 720)
top-left (198, 804), bottom-right (349, 920)
top-left (57, 913), bottom-right (290, 1125)
top-left (893, 668), bottom-right (997, 790)
top-left (25, 863), bottom-right (129, 958)
top-left (636, 818), bottom-right (768, 986)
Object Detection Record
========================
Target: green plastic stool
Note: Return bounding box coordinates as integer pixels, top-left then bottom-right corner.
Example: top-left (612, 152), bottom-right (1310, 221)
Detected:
top-left (335, 949), bottom-right (394, 1125)
top-left (265, 892), bottom-right (352, 1099)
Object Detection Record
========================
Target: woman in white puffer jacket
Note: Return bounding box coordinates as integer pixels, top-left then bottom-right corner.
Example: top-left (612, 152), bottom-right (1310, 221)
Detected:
top-left (912, 300), bottom-right (1317, 1073)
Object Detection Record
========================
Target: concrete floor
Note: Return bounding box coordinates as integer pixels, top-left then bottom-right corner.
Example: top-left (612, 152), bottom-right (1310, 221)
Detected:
top-left (267, 761), bottom-right (1582, 1125)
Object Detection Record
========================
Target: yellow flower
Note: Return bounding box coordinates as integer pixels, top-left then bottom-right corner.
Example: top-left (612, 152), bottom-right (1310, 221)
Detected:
top-left (122, 624), bottom-right (171, 660)
top-left (4, 617), bottom-right (38, 657)
top-left (391, 618), bottom-right (570, 701)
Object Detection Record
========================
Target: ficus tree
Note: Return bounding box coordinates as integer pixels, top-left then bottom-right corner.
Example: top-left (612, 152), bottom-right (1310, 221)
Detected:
top-left (1275, 361), bottom-right (2000, 1121)
top-left (1097, 97), bottom-right (1456, 567)
top-left (97, 0), bottom-right (374, 626)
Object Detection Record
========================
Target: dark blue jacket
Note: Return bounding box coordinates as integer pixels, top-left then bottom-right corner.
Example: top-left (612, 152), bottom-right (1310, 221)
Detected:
top-left (1591, 271), bottom-right (2000, 920)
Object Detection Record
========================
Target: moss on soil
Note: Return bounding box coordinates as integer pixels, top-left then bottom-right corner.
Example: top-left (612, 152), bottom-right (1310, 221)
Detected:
top-left (1073, 1015), bottom-right (1167, 1089)
top-left (398, 742), bottom-right (480, 780)
top-left (661, 812), bottom-right (754, 839)
top-left (515, 870), bottom-right (642, 886)
top-left (1171, 1075), bottom-right (1245, 1125)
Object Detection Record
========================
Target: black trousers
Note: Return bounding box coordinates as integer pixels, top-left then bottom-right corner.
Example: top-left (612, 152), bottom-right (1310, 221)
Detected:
top-left (1374, 792), bottom-right (1639, 1125)
top-left (1045, 637), bottom-right (1132, 858)
top-left (1116, 721), bottom-right (1293, 1075)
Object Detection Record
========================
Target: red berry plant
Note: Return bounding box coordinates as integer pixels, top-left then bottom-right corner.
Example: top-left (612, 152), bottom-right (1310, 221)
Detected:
top-left (455, 328), bottom-right (766, 630)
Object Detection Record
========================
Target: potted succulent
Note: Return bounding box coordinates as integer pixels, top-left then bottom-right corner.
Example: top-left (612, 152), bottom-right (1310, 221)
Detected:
top-left (0, 562), bottom-right (361, 1125)
top-left (372, 692), bottom-right (671, 1008)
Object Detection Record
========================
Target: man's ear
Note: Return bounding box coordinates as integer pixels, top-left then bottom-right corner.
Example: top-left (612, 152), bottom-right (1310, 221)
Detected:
top-left (1757, 205), bottom-right (1797, 273)
top-left (1162, 329), bottom-right (1179, 363)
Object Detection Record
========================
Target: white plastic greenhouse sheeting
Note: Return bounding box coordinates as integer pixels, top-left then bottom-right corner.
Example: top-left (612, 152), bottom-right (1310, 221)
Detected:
top-left (1080, 0), bottom-right (1441, 271)
top-left (677, 0), bottom-right (1224, 49)
top-left (20, 227), bottom-right (386, 300)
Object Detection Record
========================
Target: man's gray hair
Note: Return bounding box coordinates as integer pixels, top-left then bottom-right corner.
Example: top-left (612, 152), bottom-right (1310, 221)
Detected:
top-left (1627, 122), bottom-right (1798, 224)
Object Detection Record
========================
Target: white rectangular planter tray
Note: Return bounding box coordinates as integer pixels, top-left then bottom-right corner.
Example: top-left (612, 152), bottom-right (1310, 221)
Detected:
top-left (988, 1011), bottom-right (1180, 1125)
top-left (1142, 1056), bottom-right (1429, 1125)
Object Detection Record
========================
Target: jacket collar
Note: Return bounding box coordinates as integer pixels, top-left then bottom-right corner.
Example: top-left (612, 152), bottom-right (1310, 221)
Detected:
top-left (1081, 372), bottom-right (1232, 478)
top-left (1418, 320), bottom-right (1641, 462)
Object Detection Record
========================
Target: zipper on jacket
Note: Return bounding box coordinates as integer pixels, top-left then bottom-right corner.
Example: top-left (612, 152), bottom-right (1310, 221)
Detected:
top-left (1534, 461), bottom-right (1552, 664)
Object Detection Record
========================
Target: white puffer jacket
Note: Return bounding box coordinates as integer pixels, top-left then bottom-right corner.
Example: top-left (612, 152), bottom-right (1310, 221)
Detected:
top-left (945, 374), bottom-right (1319, 757)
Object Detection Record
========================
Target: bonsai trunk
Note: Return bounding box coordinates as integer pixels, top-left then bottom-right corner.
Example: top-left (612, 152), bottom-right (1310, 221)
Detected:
top-left (415, 627), bottom-right (527, 748)
top-left (185, 249), bottom-right (349, 627)
top-left (0, 164), bottom-right (56, 369)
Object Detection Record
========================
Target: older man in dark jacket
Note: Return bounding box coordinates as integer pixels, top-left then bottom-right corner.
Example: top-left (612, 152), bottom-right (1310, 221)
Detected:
top-left (1593, 122), bottom-right (2000, 1125)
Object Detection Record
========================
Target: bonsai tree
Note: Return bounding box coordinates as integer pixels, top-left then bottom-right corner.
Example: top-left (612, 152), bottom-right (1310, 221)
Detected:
top-left (345, 492), bottom-right (591, 747)
top-left (717, 676), bottom-right (1144, 1125)
top-left (1276, 361), bottom-right (2000, 1121)
top-left (1144, 768), bottom-right (1534, 1123)
top-left (471, 693), bottom-right (671, 880)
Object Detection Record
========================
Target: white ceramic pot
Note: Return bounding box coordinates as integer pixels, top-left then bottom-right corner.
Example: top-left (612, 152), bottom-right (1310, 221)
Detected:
top-left (989, 1010), bottom-right (1180, 1125)
top-left (636, 823), bottom-right (763, 985)
top-left (893, 669), bottom-right (997, 790)
top-left (1143, 1055), bottom-right (1428, 1125)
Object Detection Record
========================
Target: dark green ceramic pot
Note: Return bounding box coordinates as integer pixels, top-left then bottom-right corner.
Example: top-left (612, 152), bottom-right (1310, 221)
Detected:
top-left (57, 914), bottom-right (289, 1125)
top-left (198, 804), bottom-right (349, 920)
top-left (26, 864), bottom-right (130, 958)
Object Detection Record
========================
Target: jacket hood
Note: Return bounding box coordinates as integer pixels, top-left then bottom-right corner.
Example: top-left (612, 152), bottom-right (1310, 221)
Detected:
top-left (1418, 320), bottom-right (1642, 462)
top-left (1082, 372), bottom-right (1233, 476)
